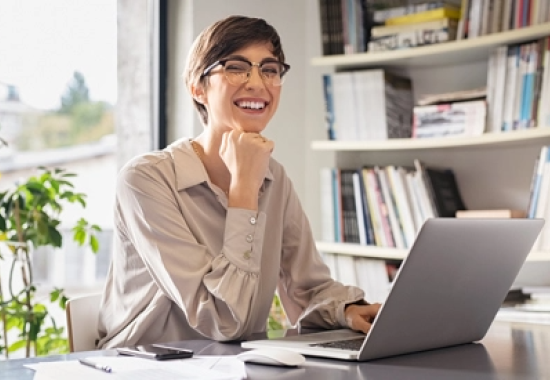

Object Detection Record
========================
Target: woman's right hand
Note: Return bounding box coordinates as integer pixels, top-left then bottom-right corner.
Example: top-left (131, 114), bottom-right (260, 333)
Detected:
top-left (219, 130), bottom-right (274, 206)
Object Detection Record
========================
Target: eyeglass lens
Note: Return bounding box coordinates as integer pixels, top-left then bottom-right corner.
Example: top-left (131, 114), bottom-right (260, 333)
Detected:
top-left (223, 60), bottom-right (286, 86)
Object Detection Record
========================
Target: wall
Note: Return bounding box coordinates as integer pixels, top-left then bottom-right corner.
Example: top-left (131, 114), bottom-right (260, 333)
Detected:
top-left (117, 0), bottom-right (156, 167)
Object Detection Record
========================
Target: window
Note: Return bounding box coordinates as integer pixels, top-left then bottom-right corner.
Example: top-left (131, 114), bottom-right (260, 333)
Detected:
top-left (0, 0), bottom-right (117, 292)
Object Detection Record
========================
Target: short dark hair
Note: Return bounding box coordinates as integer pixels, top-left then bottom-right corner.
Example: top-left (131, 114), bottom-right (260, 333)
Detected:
top-left (184, 15), bottom-right (286, 125)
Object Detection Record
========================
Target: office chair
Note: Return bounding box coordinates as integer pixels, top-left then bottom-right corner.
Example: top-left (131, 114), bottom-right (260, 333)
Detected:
top-left (65, 293), bottom-right (102, 352)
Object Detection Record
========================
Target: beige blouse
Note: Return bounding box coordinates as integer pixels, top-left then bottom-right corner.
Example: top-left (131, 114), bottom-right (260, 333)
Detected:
top-left (97, 138), bottom-right (364, 349)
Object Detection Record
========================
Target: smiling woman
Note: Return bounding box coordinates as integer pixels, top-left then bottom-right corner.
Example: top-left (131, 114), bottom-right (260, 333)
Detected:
top-left (96, 15), bottom-right (381, 350)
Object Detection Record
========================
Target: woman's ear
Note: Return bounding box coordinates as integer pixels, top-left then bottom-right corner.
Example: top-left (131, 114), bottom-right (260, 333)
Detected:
top-left (191, 84), bottom-right (206, 104)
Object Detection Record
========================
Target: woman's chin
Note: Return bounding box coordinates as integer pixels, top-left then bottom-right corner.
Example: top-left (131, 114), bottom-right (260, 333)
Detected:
top-left (234, 123), bottom-right (267, 133)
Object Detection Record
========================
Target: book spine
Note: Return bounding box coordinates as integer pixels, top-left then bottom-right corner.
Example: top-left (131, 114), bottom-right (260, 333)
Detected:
top-left (320, 168), bottom-right (336, 242)
top-left (530, 38), bottom-right (546, 128)
top-left (385, 7), bottom-right (461, 26)
top-left (371, 18), bottom-right (457, 36)
top-left (376, 166), bottom-right (406, 249)
top-left (322, 74), bottom-right (336, 140)
top-left (503, 45), bottom-right (519, 131)
top-left (340, 169), bottom-right (361, 243)
top-left (357, 168), bottom-right (375, 245)
top-left (352, 172), bottom-right (367, 244)
top-left (538, 37), bottom-right (550, 127)
top-left (412, 100), bottom-right (486, 138)
top-left (386, 166), bottom-right (417, 247)
top-left (368, 26), bottom-right (456, 52)
top-left (370, 168), bottom-right (396, 247)
top-left (527, 146), bottom-right (549, 218)
top-left (362, 168), bottom-right (385, 246)
top-left (335, 169), bottom-right (344, 242)
top-left (319, 0), bottom-right (332, 55)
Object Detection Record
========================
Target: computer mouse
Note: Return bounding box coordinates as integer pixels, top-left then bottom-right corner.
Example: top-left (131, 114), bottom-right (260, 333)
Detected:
top-left (236, 348), bottom-right (306, 367)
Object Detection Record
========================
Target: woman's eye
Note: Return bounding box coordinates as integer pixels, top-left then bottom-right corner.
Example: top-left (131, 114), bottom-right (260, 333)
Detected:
top-left (225, 63), bottom-right (248, 72)
top-left (261, 64), bottom-right (281, 75)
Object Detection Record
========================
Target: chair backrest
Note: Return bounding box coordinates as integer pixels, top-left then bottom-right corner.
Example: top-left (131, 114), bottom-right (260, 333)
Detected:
top-left (66, 293), bottom-right (102, 352)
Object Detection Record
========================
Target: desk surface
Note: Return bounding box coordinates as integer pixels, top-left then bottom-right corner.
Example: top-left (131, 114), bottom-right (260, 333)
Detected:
top-left (2, 321), bottom-right (550, 380)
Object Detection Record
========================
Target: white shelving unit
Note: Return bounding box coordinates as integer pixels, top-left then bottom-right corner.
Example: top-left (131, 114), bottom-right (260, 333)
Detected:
top-left (311, 128), bottom-right (550, 152)
top-left (311, 22), bottom-right (550, 69)
top-left (315, 242), bottom-right (550, 262)
top-left (312, 24), bottom-right (550, 270)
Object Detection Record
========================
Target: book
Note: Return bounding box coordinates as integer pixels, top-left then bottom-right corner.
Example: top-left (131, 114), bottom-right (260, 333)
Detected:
top-left (373, 1), bottom-right (461, 23)
top-left (329, 69), bottom-right (413, 141)
top-left (419, 162), bottom-right (467, 218)
top-left (368, 25), bottom-right (457, 52)
top-left (385, 6), bottom-right (461, 26)
top-left (417, 87), bottom-right (486, 106)
top-left (412, 99), bottom-right (486, 138)
top-left (456, 209), bottom-right (527, 218)
top-left (320, 168), bottom-right (336, 242)
top-left (385, 166), bottom-right (417, 247)
top-left (340, 169), bottom-right (361, 243)
top-left (321, 74), bottom-right (336, 140)
top-left (371, 18), bottom-right (458, 36)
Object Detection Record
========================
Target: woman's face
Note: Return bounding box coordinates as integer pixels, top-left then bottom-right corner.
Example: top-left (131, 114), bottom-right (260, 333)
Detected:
top-left (200, 43), bottom-right (282, 134)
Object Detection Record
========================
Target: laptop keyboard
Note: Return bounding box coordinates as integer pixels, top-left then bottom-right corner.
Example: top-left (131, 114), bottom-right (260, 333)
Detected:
top-left (310, 337), bottom-right (364, 351)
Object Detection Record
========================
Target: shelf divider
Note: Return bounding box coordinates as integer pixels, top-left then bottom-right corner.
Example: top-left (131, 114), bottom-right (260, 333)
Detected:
top-left (315, 241), bottom-right (550, 262)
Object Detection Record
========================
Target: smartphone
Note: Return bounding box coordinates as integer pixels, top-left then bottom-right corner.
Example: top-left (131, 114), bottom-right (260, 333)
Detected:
top-left (116, 344), bottom-right (194, 360)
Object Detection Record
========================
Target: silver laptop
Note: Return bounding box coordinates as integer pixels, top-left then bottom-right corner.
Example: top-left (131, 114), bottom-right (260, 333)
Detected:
top-left (242, 218), bottom-right (544, 361)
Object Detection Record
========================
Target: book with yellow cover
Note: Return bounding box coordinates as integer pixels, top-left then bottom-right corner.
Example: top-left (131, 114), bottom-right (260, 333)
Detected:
top-left (385, 7), bottom-right (461, 26)
top-left (372, 18), bottom-right (458, 37)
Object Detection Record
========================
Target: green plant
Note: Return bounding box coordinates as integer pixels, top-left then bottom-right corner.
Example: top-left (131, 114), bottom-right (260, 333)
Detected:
top-left (267, 293), bottom-right (288, 337)
top-left (0, 167), bottom-right (100, 358)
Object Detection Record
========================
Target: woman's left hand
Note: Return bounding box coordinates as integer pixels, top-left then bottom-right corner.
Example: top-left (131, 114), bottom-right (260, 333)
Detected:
top-left (344, 303), bottom-right (382, 334)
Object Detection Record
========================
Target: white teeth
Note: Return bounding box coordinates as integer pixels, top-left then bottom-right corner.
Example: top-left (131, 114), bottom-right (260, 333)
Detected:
top-left (237, 101), bottom-right (266, 110)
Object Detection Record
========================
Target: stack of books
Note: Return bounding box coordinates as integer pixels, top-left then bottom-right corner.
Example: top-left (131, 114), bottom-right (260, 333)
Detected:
top-left (322, 69), bottom-right (414, 141)
top-left (412, 88), bottom-right (487, 138)
top-left (456, 0), bottom-right (550, 40)
top-left (485, 37), bottom-right (550, 133)
top-left (320, 159), bottom-right (466, 249)
top-left (369, 1), bottom-right (461, 52)
top-left (318, 0), bottom-right (375, 55)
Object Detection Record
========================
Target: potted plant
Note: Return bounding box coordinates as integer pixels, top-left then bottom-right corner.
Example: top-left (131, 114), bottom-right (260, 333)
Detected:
top-left (0, 166), bottom-right (100, 358)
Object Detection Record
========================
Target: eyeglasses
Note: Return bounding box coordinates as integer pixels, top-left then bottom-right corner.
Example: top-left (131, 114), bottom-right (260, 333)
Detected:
top-left (201, 58), bottom-right (291, 87)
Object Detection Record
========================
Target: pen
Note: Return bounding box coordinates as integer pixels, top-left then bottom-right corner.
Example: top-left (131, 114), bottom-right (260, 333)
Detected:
top-left (79, 358), bottom-right (113, 373)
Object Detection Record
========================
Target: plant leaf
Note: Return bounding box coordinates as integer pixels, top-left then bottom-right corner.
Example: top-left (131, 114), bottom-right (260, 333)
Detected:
top-left (90, 235), bottom-right (99, 253)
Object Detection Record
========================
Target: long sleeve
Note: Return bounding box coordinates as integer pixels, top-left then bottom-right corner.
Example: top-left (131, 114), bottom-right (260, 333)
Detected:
top-left (277, 178), bottom-right (365, 329)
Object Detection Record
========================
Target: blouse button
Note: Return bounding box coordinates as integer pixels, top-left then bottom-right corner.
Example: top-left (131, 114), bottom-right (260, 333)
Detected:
top-left (246, 234), bottom-right (254, 243)
top-left (250, 216), bottom-right (257, 225)
top-left (243, 250), bottom-right (251, 260)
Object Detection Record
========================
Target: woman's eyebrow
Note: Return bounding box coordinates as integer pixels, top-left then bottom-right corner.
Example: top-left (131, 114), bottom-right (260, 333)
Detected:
top-left (224, 54), bottom-right (279, 63)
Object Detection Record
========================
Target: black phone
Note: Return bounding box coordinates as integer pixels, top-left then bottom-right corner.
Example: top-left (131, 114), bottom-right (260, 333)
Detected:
top-left (116, 344), bottom-right (194, 360)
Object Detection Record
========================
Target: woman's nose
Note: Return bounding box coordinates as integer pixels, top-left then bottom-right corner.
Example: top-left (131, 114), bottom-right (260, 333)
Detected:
top-left (245, 66), bottom-right (265, 88)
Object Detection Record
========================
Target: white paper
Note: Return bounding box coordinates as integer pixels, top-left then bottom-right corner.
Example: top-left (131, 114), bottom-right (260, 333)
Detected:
top-left (27, 355), bottom-right (246, 380)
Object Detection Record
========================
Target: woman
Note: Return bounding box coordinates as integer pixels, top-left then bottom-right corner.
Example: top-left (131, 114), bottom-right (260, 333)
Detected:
top-left (97, 15), bottom-right (380, 349)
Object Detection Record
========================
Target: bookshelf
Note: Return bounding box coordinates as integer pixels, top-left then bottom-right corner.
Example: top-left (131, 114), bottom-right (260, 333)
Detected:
top-left (315, 242), bottom-right (550, 262)
top-left (311, 20), bottom-right (550, 283)
top-left (312, 128), bottom-right (550, 152)
top-left (312, 22), bottom-right (550, 69)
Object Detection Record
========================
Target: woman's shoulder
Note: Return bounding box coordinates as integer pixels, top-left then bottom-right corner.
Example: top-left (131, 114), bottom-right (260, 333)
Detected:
top-left (119, 138), bottom-right (194, 178)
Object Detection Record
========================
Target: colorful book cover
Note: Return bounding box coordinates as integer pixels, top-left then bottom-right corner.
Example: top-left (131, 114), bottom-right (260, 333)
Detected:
top-left (385, 7), bottom-right (461, 26)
